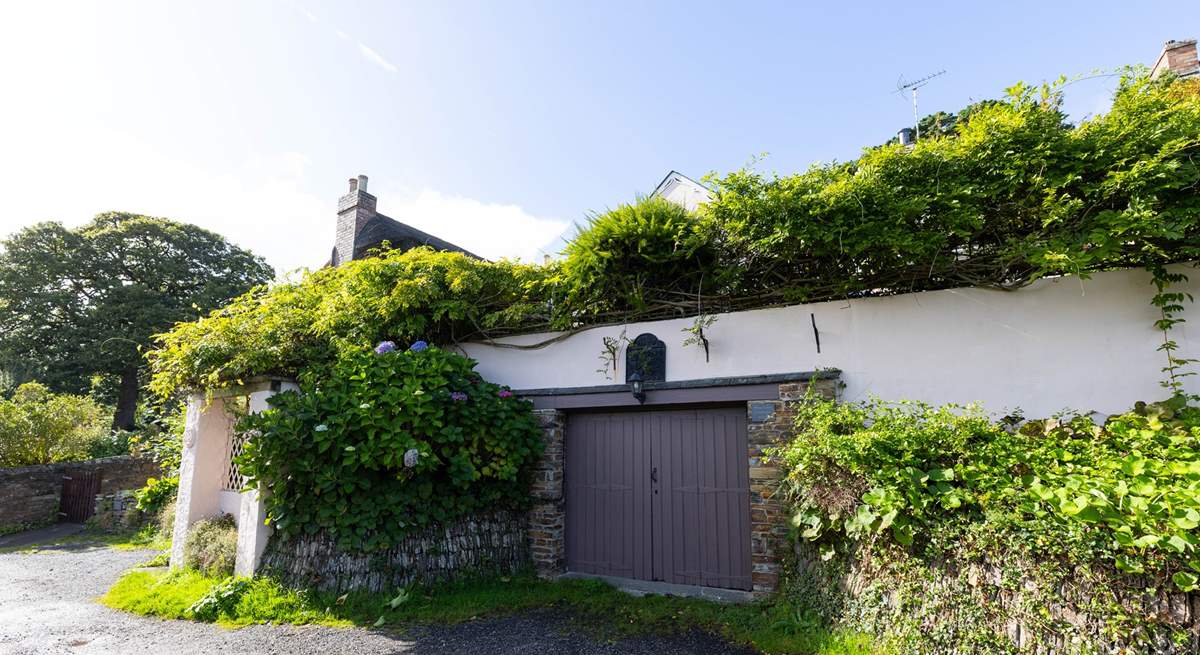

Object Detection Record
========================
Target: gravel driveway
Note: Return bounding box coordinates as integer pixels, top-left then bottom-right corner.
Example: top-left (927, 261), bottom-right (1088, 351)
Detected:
top-left (0, 541), bottom-right (753, 655)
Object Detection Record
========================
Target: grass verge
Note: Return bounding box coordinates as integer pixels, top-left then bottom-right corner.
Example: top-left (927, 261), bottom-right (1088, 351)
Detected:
top-left (102, 569), bottom-right (888, 654)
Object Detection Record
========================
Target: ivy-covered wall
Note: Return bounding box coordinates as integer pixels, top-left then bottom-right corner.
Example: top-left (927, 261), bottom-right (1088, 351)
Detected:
top-left (789, 541), bottom-right (1200, 654)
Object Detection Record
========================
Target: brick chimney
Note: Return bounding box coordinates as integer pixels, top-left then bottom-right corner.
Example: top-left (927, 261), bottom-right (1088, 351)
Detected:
top-left (1152, 39), bottom-right (1199, 80)
top-left (332, 174), bottom-right (376, 266)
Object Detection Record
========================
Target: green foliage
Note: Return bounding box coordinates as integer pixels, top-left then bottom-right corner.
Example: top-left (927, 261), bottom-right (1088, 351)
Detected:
top-left (104, 569), bottom-right (886, 653)
top-left (775, 394), bottom-right (1200, 593)
top-left (135, 476), bottom-right (179, 515)
top-left (188, 577), bottom-right (254, 622)
top-left (148, 247), bottom-right (546, 398)
top-left (127, 406), bottom-right (185, 474)
top-left (236, 345), bottom-right (544, 551)
top-left (558, 196), bottom-right (718, 319)
top-left (147, 72), bottom-right (1200, 398)
top-left (85, 430), bottom-right (133, 459)
top-left (182, 514), bottom-right (238, 577)
top-left (702, 73), bottom-right (1200, 302)
top-left (0, 382), bottom-right (110, 466)
top-left (0, 211), bottom-right (273, 428)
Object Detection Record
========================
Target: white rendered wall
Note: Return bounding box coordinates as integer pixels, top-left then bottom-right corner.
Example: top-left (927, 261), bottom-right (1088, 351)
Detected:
top-left (461, 265), bottom-right (1199, 418)
top-left (170, 395), bottom-right (236, 569)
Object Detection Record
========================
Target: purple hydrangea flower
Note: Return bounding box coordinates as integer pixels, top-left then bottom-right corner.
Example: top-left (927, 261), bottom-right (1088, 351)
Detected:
top-left (498, 390), bottom-right (513, 398)
top-left (450, 391), bottom-right (468, 402)
top-left (409, 340), bottom-right (429, 352)
top-left (374, 341), bottom-right (396, 355)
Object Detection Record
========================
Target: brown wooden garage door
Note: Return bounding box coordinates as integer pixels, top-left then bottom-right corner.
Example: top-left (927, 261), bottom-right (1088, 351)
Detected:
top-left (565, 407), bottom-right (751, 590)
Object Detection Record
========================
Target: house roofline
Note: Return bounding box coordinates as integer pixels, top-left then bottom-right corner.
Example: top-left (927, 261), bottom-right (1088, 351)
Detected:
top-left (651, 170), bottom-right (711, 198)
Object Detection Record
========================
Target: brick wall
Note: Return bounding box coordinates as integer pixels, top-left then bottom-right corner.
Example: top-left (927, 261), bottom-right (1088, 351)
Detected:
top-left (0, 456), bottom-right (160, 529)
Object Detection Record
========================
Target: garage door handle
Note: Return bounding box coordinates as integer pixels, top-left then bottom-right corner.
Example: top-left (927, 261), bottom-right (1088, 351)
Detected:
top-left (650, 467), bottom-right (658, 483)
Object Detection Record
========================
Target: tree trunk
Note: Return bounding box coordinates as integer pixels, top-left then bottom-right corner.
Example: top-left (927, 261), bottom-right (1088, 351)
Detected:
top-left (112, 367), bottom-right (139, 431)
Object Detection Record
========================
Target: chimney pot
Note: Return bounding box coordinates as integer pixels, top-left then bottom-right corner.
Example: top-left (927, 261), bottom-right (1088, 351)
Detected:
top-left (348, 177), bottom-right (358, 193)
top-left (358, 175), bottom-right (368, 192)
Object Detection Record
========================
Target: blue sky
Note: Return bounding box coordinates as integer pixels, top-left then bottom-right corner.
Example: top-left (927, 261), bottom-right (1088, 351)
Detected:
top-left (0, 1), bottom-right (1191, 272)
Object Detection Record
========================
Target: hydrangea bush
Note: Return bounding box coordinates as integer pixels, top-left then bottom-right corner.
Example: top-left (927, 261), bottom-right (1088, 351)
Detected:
top-left (235, 343), bottom-right (543, 551)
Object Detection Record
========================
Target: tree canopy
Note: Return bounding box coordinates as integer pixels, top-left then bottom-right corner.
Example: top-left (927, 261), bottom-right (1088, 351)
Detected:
top-left (149, 69), bottom-right (1200, 398)
top-left (0, 212), bottom-right (273, 428)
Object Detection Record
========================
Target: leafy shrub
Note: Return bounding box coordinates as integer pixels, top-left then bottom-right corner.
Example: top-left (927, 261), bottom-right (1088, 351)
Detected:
top-left (148, 248), bottom-right (548, 398)
top-left (146, 72), bottom-right (1200, 398)
top-left (135, 476), bottom-right (179, 515)
top-left (183, 514), bottom-right (238, 577)
top-left (559, 196), bottom-right (718, 319)
top-left (236, 344), bottom-right (543, 551)
top-left (0, 382), bottom-right (110, 466)
top-left (187, 577), bottom-right (252, 622)
top-left (775, 394), bottom-right (1200, 591)
top-left (127, 405), bottom-right (185, 473)
top-left (86, 430), bottom-right (133, 459)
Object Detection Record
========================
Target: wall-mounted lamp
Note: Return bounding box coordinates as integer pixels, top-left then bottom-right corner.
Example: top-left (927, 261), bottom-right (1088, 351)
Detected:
top-left (628, 372), bottom-right (646, 404)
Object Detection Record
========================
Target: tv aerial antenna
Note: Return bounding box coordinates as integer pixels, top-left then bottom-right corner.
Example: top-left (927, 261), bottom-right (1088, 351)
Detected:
top-left (895, 70), bottom-right (946, 140)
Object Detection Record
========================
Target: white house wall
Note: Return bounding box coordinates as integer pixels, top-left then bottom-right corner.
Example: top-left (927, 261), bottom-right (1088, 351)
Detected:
top-left (461, 265), bottom-right (1199, 417)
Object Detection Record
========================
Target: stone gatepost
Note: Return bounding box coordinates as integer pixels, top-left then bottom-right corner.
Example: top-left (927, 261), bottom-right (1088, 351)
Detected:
top-left (746, 377), bottom-right (840, 596)
top-left (528, 409), bottom-right (566, 577)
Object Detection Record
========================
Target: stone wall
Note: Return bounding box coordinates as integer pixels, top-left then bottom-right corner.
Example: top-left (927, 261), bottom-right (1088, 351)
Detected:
top-left (528, 409), bottom-right (565, 577)
top-left (792, 541), bottom-right (1200, 654)
top-left (747, 377), bottom-right (839, 596)
top-left (0, 456), bottom-right (159, 529)
top-left (259, 510), bottom-right (529, 593)
top-left (90, 490), bottom-right (141, 533)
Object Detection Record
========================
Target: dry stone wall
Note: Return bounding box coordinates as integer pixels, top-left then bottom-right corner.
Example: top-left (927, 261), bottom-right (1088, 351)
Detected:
top-left (259, 510), bottom-right (529, 593)
top-left (792, 541), bottom-right (1200, 654)
top-left (0, 456), bottom-right (159, 529)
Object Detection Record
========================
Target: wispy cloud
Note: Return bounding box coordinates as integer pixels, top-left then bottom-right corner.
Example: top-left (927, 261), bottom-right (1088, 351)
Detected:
top-left (291, 3), bottom-right (396, 75)
top-left (382, 189), bottom-right (569, 262)
top-left (357, 42), bottom-right (398, 73)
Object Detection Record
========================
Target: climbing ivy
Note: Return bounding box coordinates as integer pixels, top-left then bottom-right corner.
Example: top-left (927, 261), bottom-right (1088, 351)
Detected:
top-left (149, 69), bottom-right (1200, 399)
top-left (774, 395), bottom-right (1200, 592)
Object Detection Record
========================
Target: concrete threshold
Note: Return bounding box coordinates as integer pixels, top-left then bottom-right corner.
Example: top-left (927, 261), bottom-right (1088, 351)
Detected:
top-left (558, 571), bottom-right (753, 604)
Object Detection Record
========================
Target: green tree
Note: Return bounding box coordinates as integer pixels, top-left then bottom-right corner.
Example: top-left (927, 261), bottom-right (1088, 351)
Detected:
top-left (0, 382), bottom-right (109, 466)
top-left (0, 212), bottom-right (273, 429)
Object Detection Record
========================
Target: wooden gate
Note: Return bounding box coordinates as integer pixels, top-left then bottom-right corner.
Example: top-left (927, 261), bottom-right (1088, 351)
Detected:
top-left (59, 470), bottom-right (102, 523)
top-left (565, 407), bottom-right (751, 590)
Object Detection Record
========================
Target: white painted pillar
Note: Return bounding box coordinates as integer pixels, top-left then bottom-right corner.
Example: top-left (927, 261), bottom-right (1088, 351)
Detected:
top-left (234, 381), bottom-right (298, 576)
top-left (169, 394), bottom-right (235, 569)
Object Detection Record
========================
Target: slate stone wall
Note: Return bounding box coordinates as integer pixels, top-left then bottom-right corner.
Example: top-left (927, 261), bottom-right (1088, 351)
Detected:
top-left (528, 409), bottom-right (565, 577)
top-left (91, 490), bottom-right (142, 533)
top-left (747, 377), bottom-right (839, 596)
top-left (793, 541), bottom-right (1200, 654)
top-left (259, 510), bottom-right (529, 593)
top-left (0, 456), bottom-right (159, 529)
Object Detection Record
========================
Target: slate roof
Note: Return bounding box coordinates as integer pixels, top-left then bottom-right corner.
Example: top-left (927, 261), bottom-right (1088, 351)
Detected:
top-left (354, 213), bottom-right (478, 260)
